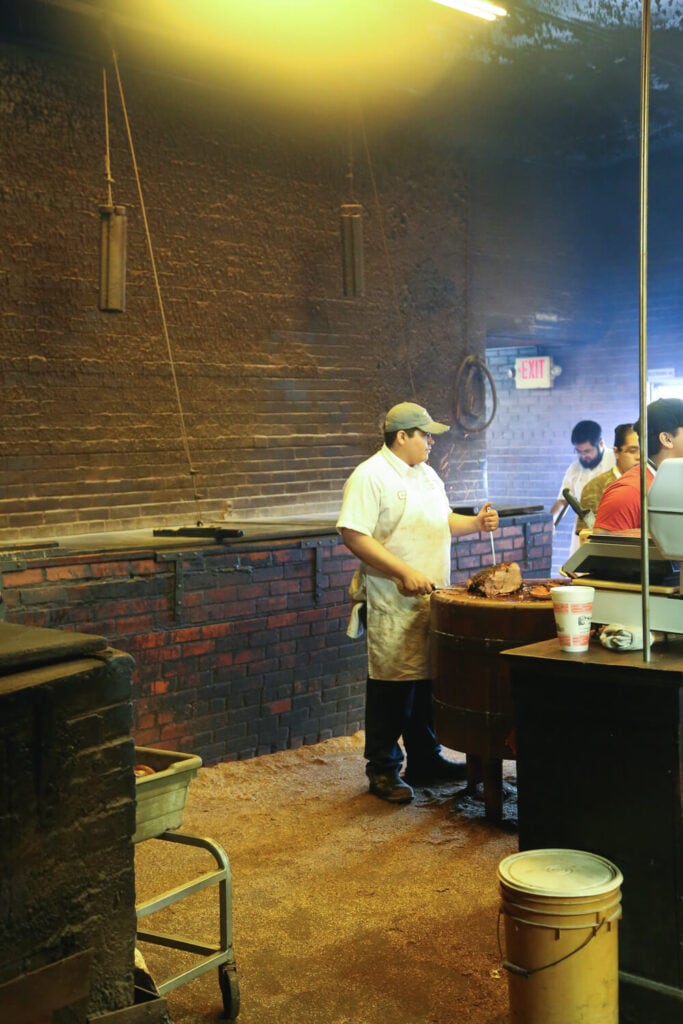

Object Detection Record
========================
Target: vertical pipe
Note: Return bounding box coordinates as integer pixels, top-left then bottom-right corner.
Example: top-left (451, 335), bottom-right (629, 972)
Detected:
top-left (638, 0), bottom-right (651, 661)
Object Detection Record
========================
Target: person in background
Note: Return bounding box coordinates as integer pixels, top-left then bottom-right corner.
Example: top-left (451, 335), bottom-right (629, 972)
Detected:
top-left (576, 423), bottom-right (640, 534)
top-left (594, 398), bottom-right (683, 535)
top-left (550, 420), bottom-right (616, 554)
top-left (336, 401), bottom-right (499, 805)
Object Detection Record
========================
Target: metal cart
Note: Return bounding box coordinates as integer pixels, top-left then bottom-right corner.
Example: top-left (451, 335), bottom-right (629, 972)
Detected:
top-left (134, 747), bottom-right (240, 1020)
top-left (135, 831), bottom-right (240, 1020)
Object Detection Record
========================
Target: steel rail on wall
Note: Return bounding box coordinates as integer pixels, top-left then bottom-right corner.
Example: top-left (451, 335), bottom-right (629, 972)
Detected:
top-left (639, 0), bottom-right (652, 662)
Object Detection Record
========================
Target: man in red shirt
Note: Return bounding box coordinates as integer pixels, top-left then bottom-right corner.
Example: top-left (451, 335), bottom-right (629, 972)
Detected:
top-left (594, 398), bottom-right (683, 535)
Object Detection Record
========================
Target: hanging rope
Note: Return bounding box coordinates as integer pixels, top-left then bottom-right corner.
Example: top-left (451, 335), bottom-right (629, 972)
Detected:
top-left (346, 120), bottom-right (356, 202)
top-left (102, 68), bottom-right (114, 207)
top-left (108, 49), bottom-right (204, 523)
top-left (452, 354), bottom-right (497, 435)
top-left (340, 116), bottom-right (365, 298)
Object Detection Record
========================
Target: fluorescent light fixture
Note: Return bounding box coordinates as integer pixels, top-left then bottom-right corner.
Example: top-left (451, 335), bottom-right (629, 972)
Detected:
top-left (431, 0), bottom-right (507, 21)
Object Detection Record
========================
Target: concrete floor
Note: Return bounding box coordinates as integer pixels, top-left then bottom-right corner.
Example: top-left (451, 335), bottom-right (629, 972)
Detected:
top-left (134, 734), bottom-right (518, 1024)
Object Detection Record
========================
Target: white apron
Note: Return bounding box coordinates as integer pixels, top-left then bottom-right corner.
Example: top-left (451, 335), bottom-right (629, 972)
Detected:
top-left (364, 471), bottom-right (451, 681)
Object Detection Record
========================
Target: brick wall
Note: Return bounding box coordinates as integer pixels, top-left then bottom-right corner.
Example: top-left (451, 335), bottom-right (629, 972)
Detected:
top-left (0, 35), bottom-right (482, 544)
top-left (2, 539), bottom-right (366, 762)
top-left (0, 644), bottom-right (137, 1018)
top-left (0, 521), bottom-right (552, 763)
top-left (468, 148), bottom-right (683, 573)
top-left (6, 31), bottom-right (682, 565)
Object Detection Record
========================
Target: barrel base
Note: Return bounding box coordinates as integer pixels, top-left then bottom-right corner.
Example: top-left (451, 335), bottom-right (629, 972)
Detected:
top-left (433, 697), bottom-right (515, 823)
top-left (430, 585), bottom-right (557, 825)
top-left (465, 754), bottom-right (506, 824)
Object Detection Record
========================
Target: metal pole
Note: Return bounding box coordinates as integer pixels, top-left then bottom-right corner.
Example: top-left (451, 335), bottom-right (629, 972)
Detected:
top-left (639, 0), bottom-right (652, 662)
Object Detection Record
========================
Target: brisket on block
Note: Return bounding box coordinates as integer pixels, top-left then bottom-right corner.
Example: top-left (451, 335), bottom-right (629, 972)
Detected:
top-left (466, 562), bottom-right (523, 598)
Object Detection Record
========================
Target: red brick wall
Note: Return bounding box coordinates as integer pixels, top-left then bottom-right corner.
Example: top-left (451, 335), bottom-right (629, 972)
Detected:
top-left (3, 539), bottom-right (366, 762)
top-left (1, 519), bottom-right (552, 763)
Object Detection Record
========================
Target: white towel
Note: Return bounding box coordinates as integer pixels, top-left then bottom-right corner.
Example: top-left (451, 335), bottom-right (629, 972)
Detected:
top-left (599, 623), bottom-right (655, 651)
top-left (346, 601), bottom-right (366, 639)
top-left (345, 568), bottom-right (367, 639)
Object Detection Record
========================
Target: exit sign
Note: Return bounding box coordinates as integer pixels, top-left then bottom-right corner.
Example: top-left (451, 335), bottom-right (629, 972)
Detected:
top-left (515, 355), bottom-right (554, 389)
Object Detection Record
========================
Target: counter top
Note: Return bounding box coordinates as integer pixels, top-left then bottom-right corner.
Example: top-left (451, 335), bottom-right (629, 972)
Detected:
top-left (0, 519), bottom-right (340, 557)
top-left (0, 621), bottom-right (108, 675)
top-left (503, 636), bottom-right (683, 674)
top-left (0, 506), bottom-right (550, 559)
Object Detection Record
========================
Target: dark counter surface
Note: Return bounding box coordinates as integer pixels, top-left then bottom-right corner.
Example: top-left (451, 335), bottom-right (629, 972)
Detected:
top-left (0, 621), bottom-right (109, 691)
top-left (0, 519), bottom-right (340, 557)
top-left (505, 632), bottom-right (683, 1022)
top-left (0, 505), bottom-right (549, 558)
top-left (504, 635), bottom-right (683, 676)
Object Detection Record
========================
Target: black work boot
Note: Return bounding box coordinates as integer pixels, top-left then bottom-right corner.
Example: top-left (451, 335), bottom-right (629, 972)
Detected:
top-left (367, 770), bottom-right (414, 804)
top-left (403, 756), bottom-right (467, 786)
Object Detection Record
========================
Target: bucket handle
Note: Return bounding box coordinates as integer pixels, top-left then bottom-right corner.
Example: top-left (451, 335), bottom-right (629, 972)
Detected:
top-left (497, 909), bottom-right (611, 978)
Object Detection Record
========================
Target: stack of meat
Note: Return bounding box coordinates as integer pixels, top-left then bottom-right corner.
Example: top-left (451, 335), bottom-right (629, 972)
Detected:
top-left (466, 563), bottom-right (553, 600)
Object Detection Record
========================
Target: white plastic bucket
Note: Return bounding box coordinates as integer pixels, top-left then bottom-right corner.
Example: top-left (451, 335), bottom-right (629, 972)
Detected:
top-left (498, 848), bottom-right (623, 1024)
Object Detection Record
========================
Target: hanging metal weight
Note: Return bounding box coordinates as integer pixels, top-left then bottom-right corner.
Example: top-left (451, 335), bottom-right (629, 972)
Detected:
top-left (99, 204), bottom-right (127, 312)
top-left (340, 202), bottom-right (364, 298)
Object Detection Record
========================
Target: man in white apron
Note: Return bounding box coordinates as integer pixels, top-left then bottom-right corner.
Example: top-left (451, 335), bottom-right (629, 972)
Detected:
top-left (550, 420), bottom-right (616, 555)
top-left (337, 402), bottom-right (499, 803)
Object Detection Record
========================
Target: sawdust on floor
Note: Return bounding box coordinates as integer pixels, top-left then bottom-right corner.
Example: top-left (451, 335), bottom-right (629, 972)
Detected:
top-left (134, 733), bottom-right (517, 1024)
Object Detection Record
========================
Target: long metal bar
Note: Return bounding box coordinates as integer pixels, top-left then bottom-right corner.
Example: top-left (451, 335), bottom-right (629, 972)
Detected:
top-left (135, 868), bottom-right (226, 919)
top-left (639, 0), bottom-right (652, 662)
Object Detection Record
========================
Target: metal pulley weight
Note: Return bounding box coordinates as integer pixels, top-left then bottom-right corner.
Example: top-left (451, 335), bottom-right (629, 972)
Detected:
top-left (99, 203), bottom-right (127, 312)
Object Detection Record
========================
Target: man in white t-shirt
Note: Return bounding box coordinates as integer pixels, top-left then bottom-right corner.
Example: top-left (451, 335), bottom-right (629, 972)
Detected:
top-left (337, 401), bottom-right (499, 804)
top-left (550, 420), bottom-right (616, 555)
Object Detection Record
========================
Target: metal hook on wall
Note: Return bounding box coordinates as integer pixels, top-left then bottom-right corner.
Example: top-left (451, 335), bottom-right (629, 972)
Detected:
top-left (452, 354), bottom-right (498, 435)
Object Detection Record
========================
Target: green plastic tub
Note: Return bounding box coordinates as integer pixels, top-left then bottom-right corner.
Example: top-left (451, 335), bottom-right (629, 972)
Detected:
top-left (133, 746), bottom-right (202, 844)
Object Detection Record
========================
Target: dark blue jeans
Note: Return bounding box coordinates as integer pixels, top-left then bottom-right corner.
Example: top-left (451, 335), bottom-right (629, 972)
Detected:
top-left (364, 677), bottom-right (441, 777)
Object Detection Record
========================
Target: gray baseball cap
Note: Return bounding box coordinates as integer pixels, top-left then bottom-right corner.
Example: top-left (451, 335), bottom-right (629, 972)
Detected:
top-left (384, 402), bottom-right (450, 434)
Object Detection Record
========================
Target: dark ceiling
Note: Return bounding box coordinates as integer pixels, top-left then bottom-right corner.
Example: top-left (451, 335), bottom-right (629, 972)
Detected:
top-left (4, 0), bottom-right (683, 165)
top-left (448, 0), bottom-right (683, 164)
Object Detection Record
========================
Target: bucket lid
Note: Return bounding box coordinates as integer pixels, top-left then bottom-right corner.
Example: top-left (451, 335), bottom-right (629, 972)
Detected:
top-left (498, 848), bottom-right (623, 897)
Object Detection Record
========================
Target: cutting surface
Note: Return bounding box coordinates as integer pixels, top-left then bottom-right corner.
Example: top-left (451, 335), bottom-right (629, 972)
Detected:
top-left (0, 621), bottom-right (107, 673)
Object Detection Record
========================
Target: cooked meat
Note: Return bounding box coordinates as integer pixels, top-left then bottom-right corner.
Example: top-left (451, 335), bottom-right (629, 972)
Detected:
top-left (466, 562), bottom-right (523, 598)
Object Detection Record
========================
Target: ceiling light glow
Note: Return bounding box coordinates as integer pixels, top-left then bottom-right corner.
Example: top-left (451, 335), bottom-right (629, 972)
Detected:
top-left (431, 0), bottom-right (507, 21)
top-left (122, 1), bottom-right (506, 113)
